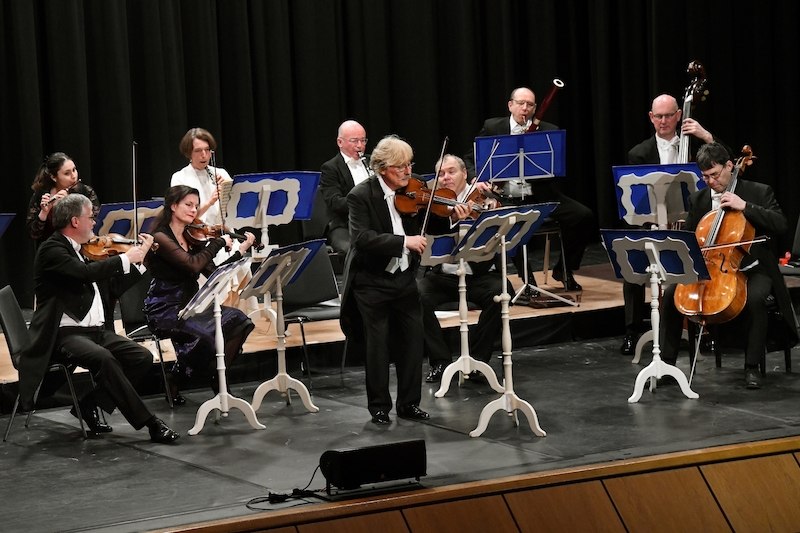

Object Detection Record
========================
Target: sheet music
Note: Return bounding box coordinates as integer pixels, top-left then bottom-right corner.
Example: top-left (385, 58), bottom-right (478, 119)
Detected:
top-left (218, 178), bottom-right (233, 219)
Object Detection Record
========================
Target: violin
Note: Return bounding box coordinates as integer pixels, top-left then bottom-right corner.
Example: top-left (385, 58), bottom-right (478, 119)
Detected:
top-left (81, 233), bottom-right (158, 261)
top-left (184, 219), bottom-right (264, 250)
top-left (673, 146), bottom-right (756, 324)
top-left (394, 178), bottom-right (499, 220)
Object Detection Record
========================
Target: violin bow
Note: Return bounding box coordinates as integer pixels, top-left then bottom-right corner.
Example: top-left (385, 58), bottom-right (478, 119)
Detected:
top-left (132, 141), bottom-right (139, 239)
top-left (421, 136), bottom-right (449, 235)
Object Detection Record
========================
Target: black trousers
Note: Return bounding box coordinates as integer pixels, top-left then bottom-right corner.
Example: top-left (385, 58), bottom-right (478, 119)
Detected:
top-left (55, 327), bottom-right (154, 429)
top-left (418, 270), bottom-right (510, 364)
top-left (660, 270), bottom-right (772, 367)
top-left (352, 271), bottom-right (423, 415)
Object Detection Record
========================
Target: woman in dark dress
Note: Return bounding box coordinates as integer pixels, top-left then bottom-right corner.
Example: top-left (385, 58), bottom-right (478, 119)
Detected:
top-left (26, 152), bottom-right (100, 244)
top-left (144, 185), bottom-right (256, 398)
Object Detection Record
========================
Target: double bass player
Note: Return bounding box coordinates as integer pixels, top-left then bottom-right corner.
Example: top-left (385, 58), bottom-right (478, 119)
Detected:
top-left (659, 142), bottom-right (797, 389)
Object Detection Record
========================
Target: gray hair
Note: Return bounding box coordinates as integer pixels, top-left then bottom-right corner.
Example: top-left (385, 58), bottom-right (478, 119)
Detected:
top-left (52, 193), bottom-right (91, 230)
top-left (370, 135), bottom-right (413, 175)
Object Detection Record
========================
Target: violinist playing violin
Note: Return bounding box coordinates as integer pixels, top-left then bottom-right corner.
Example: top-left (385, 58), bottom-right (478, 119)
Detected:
top-left (17, 193), bottom-right (180, 443)
top-left (144, 185), bottom-right (256, 402)
top-left (340, 135), bottom-right (450, 425)
top-left (26, 152), bottom-right (100, 245)
top-left (417, 154), bottom-right (513, 383)
top-left (659, 143), bottom-right (798, 389)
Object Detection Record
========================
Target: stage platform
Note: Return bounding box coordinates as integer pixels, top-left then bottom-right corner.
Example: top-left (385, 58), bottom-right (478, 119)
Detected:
top-left (2, 245), bottom-right (800, 532)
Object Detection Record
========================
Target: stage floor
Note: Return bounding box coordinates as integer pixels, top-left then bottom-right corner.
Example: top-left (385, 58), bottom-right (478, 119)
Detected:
top-left (3, 332), bottom-right (800, 532)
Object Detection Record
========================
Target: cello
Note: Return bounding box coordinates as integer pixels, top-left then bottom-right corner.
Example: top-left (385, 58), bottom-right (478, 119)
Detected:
top-left (673, 146), bottom-right (757, 324)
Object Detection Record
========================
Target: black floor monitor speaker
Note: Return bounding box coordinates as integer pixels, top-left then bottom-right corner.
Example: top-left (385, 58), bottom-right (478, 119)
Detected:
top-left (320, 439), bottom-right (426, 492)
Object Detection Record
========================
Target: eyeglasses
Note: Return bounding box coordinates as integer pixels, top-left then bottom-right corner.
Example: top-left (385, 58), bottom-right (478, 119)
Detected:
top-left (701, 167), bottom-right (725, 182)
top-left (78, 214), bottom-right (96, 222)
top-left (346, 137), bottom-right (368, 144)
top-left (512, 100), bottom-right (537, 108)
top-left (652, 110), bottom-right (679, 121)
top-left (389, 162), bottom-right (415, 170)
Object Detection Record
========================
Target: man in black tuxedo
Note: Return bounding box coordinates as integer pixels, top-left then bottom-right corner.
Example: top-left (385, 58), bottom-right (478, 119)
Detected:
top-left (622, 93), bottom-right (721, 355)
top-left (659, 142), bottom-right (797, 389)
top-left (17, 194), bottom-right (179, 443)
top-left (418, 154), bottom-right (511, 383)
top-left (466, 87), bottom-right (595, 292)
top-left (319, 120), bottom-right (372, 254)
top-left (339, 135), bottom-right (439, 425)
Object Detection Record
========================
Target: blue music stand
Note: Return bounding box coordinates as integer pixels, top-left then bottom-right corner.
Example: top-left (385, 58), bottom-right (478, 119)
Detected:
top-left (422, 205), bottom-right (553, 438)
top-left (0, 214), bottom-right (15, 239)
top-left (94, 200), bottom-right (163, 237)
top-left (226, 171), bottom-right (320, 240)
top-left (240, 239), bottom-right (325, 414)
top-left (474, 130), bottom-right (567, 185)
top-left (179, 257), bottom-right (266, 435)
top-left (601, 229), bottom-right (709, 402)
top-left (612, 163), bottom-right (705, 230)
top-left (613, 163), bottom-right (706, 362)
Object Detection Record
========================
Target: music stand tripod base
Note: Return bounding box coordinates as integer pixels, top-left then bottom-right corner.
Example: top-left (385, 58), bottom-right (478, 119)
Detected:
top-left (436, 356), bottom-right (504, 398)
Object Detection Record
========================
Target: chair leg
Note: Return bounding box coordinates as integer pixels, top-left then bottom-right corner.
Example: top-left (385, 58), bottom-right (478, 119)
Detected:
top-left (3, 394), bottom-right (20, 442)
top-left (557, 230), bottom-right (568, 284)
top-left (339, 338), bottom-right (350, 374)
top-left (542, 234), bottom-right (551, 283)
top-left (785, 347), bottom-right (792, 373)
top-left (155, 339), bottom-right (173, 408)
top-left (297, 321), bottom-right (313, 389)
top-left (60, 365), bottom-right (88, 439)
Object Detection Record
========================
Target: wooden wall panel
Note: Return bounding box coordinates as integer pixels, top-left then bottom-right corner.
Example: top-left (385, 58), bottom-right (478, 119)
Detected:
top-left (701, 454), bottom-right (800, 532)
top-left (603, 468), bottom-right (731, 532)
top-left (297, 510), bottom-right (408, 533)
top-left (504, 480), bottom-right (625, 532)
top-left (402, 495), bottom-right (517, 532)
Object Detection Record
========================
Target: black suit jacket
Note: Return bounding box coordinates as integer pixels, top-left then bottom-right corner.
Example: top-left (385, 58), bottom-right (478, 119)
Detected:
top-left (319, 152), bottom-right (354, 233)
top-left (17, 232), bottom-right (141, 408)
top-left (685, 180), bottom-right (798, 344)
top-left (628, 134), bottom-right (732, 165)
top-left (339, 176), bottom-right (447, 338)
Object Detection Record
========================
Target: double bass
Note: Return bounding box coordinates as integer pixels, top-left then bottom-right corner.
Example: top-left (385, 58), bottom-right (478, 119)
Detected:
top-left (673, 146), bottom-right (757, 324)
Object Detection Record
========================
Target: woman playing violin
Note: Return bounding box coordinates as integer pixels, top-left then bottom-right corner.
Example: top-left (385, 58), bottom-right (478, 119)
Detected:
top-left (26, 152), bottom-right (99, 244)
top-left (144, 185), bottom-right (256, 399)
top-left (659, 142), bottom-right (797, 389)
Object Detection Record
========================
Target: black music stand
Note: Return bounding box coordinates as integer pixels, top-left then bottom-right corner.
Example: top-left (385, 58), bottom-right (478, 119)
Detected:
top-left (601, 229), bottom-right (709, 402)
top-left (0, 214), bottom-right (14, 238)
top-left (474, 130), bottom-right (572, 304)
top-left (612, 163), bottom-right (705, 362)
top-left (240, 239), bottom-right (326, 414)
top-left (180, 257), bottom-right (266, 435)
top-left (444, 205), bottom-right (553, 438)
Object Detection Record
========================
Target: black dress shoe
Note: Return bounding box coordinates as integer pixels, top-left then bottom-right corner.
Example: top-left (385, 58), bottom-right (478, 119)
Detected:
top-left (370, 410), bottom-right (391, 425)
top-left (620, 333), bottom-right (636, 355)
top-left (70, 401), bottom-right (113, 434)
top-left (656, 375), bottom-right (678, 387)
top-left (148, 417), bottom-right (180, 444)
top-left (397, 404), bottom-right (430, 421)
top-left (552, 268), bottom-right (582, 291)
top-left (425, 362), bottom-right (447, 383)
top-left (465, 370), bottom-right (488, 384)
top-left (745, 369), bottom-right (761, 389)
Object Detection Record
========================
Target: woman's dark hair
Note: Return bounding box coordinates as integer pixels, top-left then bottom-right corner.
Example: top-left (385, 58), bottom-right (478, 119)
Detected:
top-left (32, 152), bottom-right (72, 192)
top-left (153, 185), bottom-right (200, 230)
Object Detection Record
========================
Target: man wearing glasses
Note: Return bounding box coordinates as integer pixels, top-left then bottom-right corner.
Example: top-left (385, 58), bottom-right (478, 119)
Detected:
top-left (657, 142), bottom-right (796, 389)
top-left (340, 135), bottom-right (452, 425)
top-left (18, 194), bottom-right (180, 443)
top-left (621, 94), bottom-right (723, 356)
top-left (465, 87), bottom-right (595, 294)
top-left (319, 120), bottom-right (372, 254)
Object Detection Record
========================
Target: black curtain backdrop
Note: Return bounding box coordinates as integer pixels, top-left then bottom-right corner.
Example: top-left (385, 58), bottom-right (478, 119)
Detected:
top-left (1, 0), bottom-right (798, 305)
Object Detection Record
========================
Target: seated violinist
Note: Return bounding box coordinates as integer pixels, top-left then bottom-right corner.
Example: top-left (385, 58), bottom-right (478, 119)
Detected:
top-left (17, 193), bottom-right (180, 443)
top-left (659, 143), bottom-right (797, 389)
top-left (144, 185), bottom-right (257, 402)
top-left (417, 154), bottom-right (512, 383)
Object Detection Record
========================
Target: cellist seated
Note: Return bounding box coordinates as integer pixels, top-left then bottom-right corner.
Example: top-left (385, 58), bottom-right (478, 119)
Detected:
top-left (659, 142), bottom-right (798, 389)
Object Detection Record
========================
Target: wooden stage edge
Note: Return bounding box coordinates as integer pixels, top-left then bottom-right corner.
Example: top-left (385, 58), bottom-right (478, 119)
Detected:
top-left (165, 435), bottom-right (800, 532)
